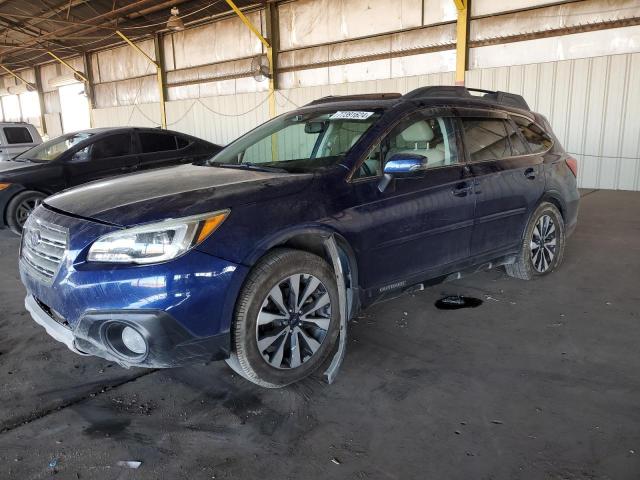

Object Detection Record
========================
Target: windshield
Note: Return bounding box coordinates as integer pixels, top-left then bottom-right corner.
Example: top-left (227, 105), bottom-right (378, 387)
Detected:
top-left (16, 132), bottom-right (93, 162)
top-left (209, 109), bottom-right (382, 173)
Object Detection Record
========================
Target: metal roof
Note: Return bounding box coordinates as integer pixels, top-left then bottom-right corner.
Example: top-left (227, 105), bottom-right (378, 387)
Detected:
top-left (0, 0), bottom-right (263, 68)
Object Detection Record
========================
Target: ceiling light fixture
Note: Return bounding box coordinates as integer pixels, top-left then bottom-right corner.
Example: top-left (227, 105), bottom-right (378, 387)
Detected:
top-left (166, 7), bottom-right (185, 31)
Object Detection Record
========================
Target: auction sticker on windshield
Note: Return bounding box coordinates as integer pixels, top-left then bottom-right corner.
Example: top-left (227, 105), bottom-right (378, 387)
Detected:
top-left (330, 111), bottom-right (374, 120)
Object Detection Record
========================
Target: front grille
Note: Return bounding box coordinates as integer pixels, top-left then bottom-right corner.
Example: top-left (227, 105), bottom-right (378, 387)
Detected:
top-left (20, 216), bottom-right (68, 284)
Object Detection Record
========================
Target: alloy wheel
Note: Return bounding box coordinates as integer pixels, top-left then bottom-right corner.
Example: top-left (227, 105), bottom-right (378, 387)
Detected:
top-left (16, 198), bottom-right (42, 227)
top-left (530, 214), bottom-right (557, 272)
top-left (255, 273), bottom-right (331, 370)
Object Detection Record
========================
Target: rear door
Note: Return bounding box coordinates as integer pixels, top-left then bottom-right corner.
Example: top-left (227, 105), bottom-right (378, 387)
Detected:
top-left (135, 131), bottom-right (193, 170)
top-left (342, 108), bottom-right (476, 291)
top-left (458, 109), bottom-right (545, 258)
top-left (2, 125), bottom-right (37, 159)
top-left (65, 132), bottom-right (138, 187)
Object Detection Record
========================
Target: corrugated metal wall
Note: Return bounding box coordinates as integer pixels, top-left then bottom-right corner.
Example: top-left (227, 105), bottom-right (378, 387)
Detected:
top-left (91, 52), bottom-right (640, 191)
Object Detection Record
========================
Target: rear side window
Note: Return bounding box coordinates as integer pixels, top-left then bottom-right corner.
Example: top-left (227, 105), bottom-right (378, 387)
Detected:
top-left (139, 132), bottom-right (178, 153)
top-left (176, 136), bottom-right (190, 149)
top-left (91, 134), bottom-right (133, 160)
top-left (461, 119), bottom-right (512, 161)
top-left (505, 121), bottom-right (529, 156)
top-left (512, 117), bottom-right (552, 153)
top-left (4, 127), bottom-right (33, 144)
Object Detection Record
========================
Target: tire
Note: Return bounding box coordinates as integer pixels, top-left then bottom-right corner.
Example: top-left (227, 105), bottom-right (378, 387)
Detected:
top-left (6, 191), bottom-right (46, 235)
top-left (505, 201), bottom-right (565, 280)
top-left (230, 248), bottom-right (340, 388)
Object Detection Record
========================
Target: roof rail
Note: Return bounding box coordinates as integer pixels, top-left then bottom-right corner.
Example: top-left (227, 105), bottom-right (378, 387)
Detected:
top-left (403, 86), bottom-right (530, 111)
top-left (305, 93), bottom-right (401, 106)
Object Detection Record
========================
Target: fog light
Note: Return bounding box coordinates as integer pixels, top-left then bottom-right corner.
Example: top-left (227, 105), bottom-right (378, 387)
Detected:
top-left (121, 326), bottom-right (146, 355)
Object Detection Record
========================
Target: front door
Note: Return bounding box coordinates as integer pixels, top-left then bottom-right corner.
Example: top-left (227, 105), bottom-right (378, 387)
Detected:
top-left (458, 110), bottom-right (545, 258)
top-left (65, 132), bottom-right (138, 187)
top-left (339, 110), bottom-right (476, 292)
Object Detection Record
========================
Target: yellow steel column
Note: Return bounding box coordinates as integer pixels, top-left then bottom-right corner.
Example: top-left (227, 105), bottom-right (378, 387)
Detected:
top-left (115, 30), bottom-right (167, 129)
top-left (453, 0), bottom-right (468, 86)
top-left (224, 0), bottom-right (275, 118)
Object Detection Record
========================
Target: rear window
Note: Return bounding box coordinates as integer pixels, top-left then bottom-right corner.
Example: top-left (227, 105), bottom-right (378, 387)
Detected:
top-left (139, 132), bottom-right (178, 153)
top-left (505, 120), bottom-right (529, 156)
top-left (176, 136), bottom-right (189, 149)
top-left (4, 126), bottom-right (33, 144)
top-left (512, 116), bottom-right (552, 153)
top-left (91, 134), bottom-right (133, 160)
top-left (461, 119), bottom-right (512, 161)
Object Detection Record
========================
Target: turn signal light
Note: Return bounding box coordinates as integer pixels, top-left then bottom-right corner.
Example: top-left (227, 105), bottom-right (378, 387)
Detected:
top-left (566, 157), bottom-right (578, 177)
top-left (0, 183), bottom-right (11, 191)
top-left (196, 211), bottom-right (229, 244)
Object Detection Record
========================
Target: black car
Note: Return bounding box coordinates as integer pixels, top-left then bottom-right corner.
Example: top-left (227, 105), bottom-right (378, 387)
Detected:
top-left (0, 127), bottom-right (222, 233)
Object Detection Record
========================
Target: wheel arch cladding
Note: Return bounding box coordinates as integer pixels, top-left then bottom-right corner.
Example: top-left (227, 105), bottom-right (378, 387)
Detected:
top-left (540, 193), bottom-right (566, 220)
top-left (245, 228), bottom-right (360, 318)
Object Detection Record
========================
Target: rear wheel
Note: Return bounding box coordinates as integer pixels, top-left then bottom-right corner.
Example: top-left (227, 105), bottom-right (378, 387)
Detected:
top-left (229, 249), bottom-right (340, 388)
top-left (6, 191), bottom-right (45, 235)
top-left (505, 202), bottom-right (565, 280)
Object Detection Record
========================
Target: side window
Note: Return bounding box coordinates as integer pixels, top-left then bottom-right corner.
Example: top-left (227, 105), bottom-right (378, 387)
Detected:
top-left (505, 120), bottom-right (529, 156)
top-left (461, 118), bottom-right (512, 162)
top-left (90, 134), bottom-right (133, 160)
top-left (139, 132), bottom-right (178, 153)
top-left (512, 116), bottom-right (552, 153)
top-left (176, 136), bottom-right (189, 149)
top-left (4, 127), bottom-right (33, 144)
top-left (355, 114), bottom-right (458, 179)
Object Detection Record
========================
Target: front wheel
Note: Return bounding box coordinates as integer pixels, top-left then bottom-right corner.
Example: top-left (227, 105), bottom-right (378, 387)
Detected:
top-left (6, 191), bottom-right (46, 235)
top-left (505, 202), bottom-right (565, 280)
top-left (229, 248), bottom-right (340, 388)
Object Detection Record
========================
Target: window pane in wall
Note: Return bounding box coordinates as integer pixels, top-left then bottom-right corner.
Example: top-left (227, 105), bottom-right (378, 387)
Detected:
top-left (469, 25), bottom-right (640, 69)
top-left (19, 91), bottom-right (40, 119)
top-left (1, 95), bottom-right (21, 122)
top-left (278, 0), bottom-right (423, 50)
top-left (59, 83), bottom-right (91, 133)
top-left (423, 0), bottom-right (457, 25)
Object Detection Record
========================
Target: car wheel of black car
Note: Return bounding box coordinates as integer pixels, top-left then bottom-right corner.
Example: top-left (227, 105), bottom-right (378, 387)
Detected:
top-left (230, 248), bottom-right (340, 388)
top-left (506, 202), bottom-right (565, 280)
top-left (6, 191), bottom-right (46, 235)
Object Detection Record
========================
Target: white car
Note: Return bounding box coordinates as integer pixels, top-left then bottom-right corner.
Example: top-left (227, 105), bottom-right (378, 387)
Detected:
top-left (0, 122), bottom-right (42, 161)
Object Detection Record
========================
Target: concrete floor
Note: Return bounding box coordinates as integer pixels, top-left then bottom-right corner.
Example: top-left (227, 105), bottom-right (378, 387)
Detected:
top-left (0, 189), bottom-right (639, 479)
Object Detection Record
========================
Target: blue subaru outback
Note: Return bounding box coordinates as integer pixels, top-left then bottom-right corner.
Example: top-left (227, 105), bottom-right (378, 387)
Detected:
top-left (19, 86), bottom-right (579, 387)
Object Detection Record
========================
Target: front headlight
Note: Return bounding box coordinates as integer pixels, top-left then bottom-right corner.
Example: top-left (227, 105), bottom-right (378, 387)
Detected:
top-left (87, 210), bottom-right (229, 264)
top-left (0, 183), bottom-right (12, 191)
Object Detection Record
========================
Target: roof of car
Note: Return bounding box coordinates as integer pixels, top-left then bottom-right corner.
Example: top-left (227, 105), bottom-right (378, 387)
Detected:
top-left (0, 122), bottom-right (37, 127)
top-left (299, 86), bottom-right (535, 118)
top-left (62, 126), bottom-right (202, 137)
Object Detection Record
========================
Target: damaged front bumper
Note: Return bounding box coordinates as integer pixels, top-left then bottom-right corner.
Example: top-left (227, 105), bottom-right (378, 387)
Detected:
top-left (25, 294), bottom-right (230, 368)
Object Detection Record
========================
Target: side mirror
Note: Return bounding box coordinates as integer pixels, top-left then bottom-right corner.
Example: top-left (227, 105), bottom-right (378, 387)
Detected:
top-left (383, 153), bottom-right (428, 175)
top-left (378, 153), bottom-right (428, 192)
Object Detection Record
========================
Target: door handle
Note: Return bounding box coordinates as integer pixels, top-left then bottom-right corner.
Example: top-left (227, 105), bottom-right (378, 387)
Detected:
top-left (452, 182), bottom-right (473, 197)
top-left (524, 167), bottom-right (536, 180)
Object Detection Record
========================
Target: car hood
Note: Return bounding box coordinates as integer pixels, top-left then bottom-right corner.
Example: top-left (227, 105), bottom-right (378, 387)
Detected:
top-left (0, 160), bottom-right (42, 176)
top-left (45, 164), bottom-right (314, 227)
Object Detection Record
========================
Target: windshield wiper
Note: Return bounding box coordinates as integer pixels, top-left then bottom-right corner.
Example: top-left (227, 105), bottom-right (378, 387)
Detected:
top-left (214, 162), bottom-right (288, 173)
